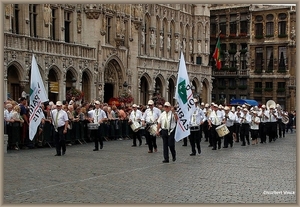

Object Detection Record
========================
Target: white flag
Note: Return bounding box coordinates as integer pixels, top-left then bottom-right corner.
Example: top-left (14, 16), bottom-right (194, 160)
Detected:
top-left (29, 55), bottom-right (48, 141)
top-left (174, 52), bottom-right (195, 142)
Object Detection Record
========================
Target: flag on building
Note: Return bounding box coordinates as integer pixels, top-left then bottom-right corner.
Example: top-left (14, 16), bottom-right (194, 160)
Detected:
top-left (213, 36), bottom-right (222, 70)
top-left (29, 54), bottom-right (48, 141)
top-left (174, 52), bottom-right (195, 142)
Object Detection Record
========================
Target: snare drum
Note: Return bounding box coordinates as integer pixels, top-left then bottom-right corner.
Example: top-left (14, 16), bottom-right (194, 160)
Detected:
top-left (87, 123), bottom-right (99, 130)
top-left (130, 121), bottom-right (141, 132)
top-left (215, 124), bottom-right (229, 137)
top-left (148, 123), bottom-right (157, 136)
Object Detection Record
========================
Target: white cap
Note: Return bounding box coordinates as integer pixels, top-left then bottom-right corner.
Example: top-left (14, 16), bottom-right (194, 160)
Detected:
top-left (261, 104), bottom-right (266, 108)
top-left (224, 106), bottom-right (230, 111)
top-left (193, 98), bottom-right (198, 103)
top-left (148, 100), bottom-right (154, 105)
top-left (164, 102), bottom-right (171, 107)
top-left (205, 103), bottom-right (210, 107)
top-left (201, 102), bottom-right (205, 105)
top-left (56, 101), bottom-right (62, 106)
top-left (132, 104), bottom-right (138, 107)
top-left (95, 101), bottom-right (100, 105)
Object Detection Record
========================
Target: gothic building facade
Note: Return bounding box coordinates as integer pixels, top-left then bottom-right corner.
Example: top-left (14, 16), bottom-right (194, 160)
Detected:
top-left (210, 4), bottom-right (296, 111)
top-left (4, 4), bottom-right (212, 106)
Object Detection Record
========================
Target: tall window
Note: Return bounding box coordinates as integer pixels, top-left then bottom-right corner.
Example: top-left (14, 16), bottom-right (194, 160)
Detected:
top-left (210, 23), bottom-right (216, 37)
top-left (265, 82), bottom-right (273, 89)
top-left (12, 4), bottom-right (20, 34)
top-left (255, 23), bottom-right (263, 36)
top-left (266, 47), bottom-right (273, 71)
top-left (230, 14), bottom-right (237, 36)
top-left (240, 43), bottom-right (247, 69)
top-left (64, 11), bottom-right (71, 43)
top-left (255, 47), bottom-right (263, 71)
top-left (255, 15), bottom-right (263, 37)
top-left (255, 82), bottom-right (262, 88)
top-left (50, 8), bottom-right (56, 40)
top-left (266, 14), bottom-right (274, 36)
top-left (278, 13), bottom-right (287, 36)
top-left (240, 13), bottom-right (248, 35)
top-left (106, 16), bottom-right (112, 44)
top-left (277, 82), bottom-right (285, 90)
top-left (278, 46), bottom-right (287, 70)
top-left (29, 4), bottom-right (37, 37)
top-left (219, 15), bottom-right (226, 36)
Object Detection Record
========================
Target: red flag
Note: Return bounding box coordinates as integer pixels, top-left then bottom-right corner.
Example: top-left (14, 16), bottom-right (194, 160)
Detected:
top-left (213, 37), bottom-right (221, 70)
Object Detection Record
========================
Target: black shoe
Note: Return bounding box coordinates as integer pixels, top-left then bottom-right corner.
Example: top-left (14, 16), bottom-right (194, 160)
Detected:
top-left (208, 145), bottom-right (213, 147)
top-left (247, 141), bottom-right (250, 145)
top-left (100, 145), bottom-right (103, 149)
top-left (218, 146), bottom-right (221, 149)
top-left (62, 151), bottom-right (65, 155)
top-left (235, 141), bottom-right (239, 143)
top-left (241, 144), bottom-right (246, 146)
top-left (145, 143), bottom-right (148, 145)
top-left (223, 146), bottom-right (228, 148)
top-left (131, 145), bottom-right (137, 147)
top-left (55, 154), bottom-right (61, 156)
top-left (139, 142), bottom-right (142, 146)
top-left (190, 153), bottom-right (196, 156)
top-left (93, 149), bottom-right (99, 151)
top-left (205, 139), bottom-right (208, 142)
top-left (197, 149), bottom-right (201, 154)
top-left (162, 160), bottom-right (169, 163)
top-left (172, 157), bottom-right (176, 162)
top-left (182, 144), bottom-right (187, 146)
top-left (230, 143), bottom-right (233, 148)
top-left (212, 147), bottom-right (217, 150)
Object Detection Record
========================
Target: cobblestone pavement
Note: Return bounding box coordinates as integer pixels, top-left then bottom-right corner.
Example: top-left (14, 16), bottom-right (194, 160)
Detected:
top-left (3, 131), bottom-right (297, 204)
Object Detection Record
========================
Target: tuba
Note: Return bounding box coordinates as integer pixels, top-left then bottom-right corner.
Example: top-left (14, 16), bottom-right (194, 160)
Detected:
top-left (266, 100), bottom-right (276, 110)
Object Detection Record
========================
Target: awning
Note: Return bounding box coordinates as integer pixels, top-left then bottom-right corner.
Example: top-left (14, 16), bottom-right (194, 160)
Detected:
top-left (229, 99), bottom-right (259, 106)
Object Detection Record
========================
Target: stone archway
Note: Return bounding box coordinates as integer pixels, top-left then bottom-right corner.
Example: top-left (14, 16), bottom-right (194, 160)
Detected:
top-left (7, 64), bottom-right (21, 101)
top-left (103, 59), bottom-right (124, 103)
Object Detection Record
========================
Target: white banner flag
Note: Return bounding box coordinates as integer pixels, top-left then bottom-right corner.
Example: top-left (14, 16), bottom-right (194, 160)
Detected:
top-left (174, 52), bottom-right (195, 142)
top-left (29, 55), bottom-right (48, 141)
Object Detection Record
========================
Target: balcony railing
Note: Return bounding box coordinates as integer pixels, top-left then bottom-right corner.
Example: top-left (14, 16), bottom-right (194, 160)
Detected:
top-left (4, 32), bottom-right (96, 59)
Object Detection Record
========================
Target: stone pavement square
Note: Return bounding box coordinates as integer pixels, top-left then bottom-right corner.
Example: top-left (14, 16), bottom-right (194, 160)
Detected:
top-left (3, 132), bottom-right (297, 204)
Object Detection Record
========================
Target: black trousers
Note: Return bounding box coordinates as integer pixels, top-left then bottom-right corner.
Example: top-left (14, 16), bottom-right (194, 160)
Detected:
top-left (234, 123), bottom-right (241, 142)
top-left (94, 125), bottom-right (104, 149)
top-left (145, 130), bottom-right (157, 151)
top-left (259, 122), bottom-right (267, 143)
top-left (160, 129), bottom-right (176, 161)
top-left (266, 122), bottom-right (277, 142)
top-left (189, 129), bottom-right (201, 154)
top-left (223, 125), bottom-right (234, 147)
top-left (132, 130), bottom-right (142, 145)
top-left (240, 123), bottom-right (250, 145)
top-left (54, 126), bottom-right (66, 155)
top-left (202, 121), bottom-right (209, 141)
top-left (211, 124), bottom-right (221, 149)
top-left (277, 119), bottom-right (285, 137)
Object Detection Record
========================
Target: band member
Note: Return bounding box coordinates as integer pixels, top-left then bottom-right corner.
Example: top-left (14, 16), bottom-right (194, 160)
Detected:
top-left (188, 99), bottom-right (205, 155)
top-left (267, 105), bottom-right (278, 142)
top-left (208, 103), bottom-right (224, 150)
top-left (92, 101), bottom-right (107, 151)
top-left (250, 111), bottom-right (260, 145)
top-left (202, 103), bottom-right (211, 143)
top-left (222, 106), bottom-right (235, 148)
top-left (276, 104), bottom-right (286, 138)
top-left (239, 108), bottom-right (251, 146)
top-left (51, 101), bottom-right (69, 156)
top-left (234, 106), bottom-right (242, 142)
top-left (142, 100), bottom-right (161, 153)
top-left (258, 105), bottom-right (268, 143)
top-left (156, 102), bottom-right (178, 163)
top-left (128, 104), bottom-right (143, 146)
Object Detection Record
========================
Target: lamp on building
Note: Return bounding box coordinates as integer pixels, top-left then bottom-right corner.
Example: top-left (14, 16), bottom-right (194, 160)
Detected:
top-left (123, 81), bottom-right (128, 88)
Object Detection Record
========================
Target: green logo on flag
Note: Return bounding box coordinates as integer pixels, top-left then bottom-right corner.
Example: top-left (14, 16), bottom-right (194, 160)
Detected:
top-left (178, 80), bottom-right (187, 104)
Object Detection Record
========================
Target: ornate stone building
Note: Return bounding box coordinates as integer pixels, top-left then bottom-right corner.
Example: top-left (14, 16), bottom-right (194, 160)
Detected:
top-left (4, 4), bottom-right (212, 106)
top-left (209, 4), bottom-right (296, 112)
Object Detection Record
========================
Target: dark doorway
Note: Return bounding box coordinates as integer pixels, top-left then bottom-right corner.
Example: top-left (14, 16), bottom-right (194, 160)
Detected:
top-left (104, 83), bottom-right (114, 103)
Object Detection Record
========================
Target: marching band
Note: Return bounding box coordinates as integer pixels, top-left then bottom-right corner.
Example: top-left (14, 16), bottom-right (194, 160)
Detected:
top-left (4, 97), bottom-right (295, 160)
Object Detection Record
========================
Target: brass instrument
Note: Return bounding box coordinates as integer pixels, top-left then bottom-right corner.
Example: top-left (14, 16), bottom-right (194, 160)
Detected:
top-left (266, 100), bottom-right (276, 110)
top-left (266, 100), bottom-right (289, 124)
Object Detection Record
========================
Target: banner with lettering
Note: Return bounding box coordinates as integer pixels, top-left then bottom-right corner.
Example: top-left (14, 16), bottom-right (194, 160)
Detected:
top-left (29, 54), bottom-right (48, 141)
top-left (174, 52), bottom-right (195, 142)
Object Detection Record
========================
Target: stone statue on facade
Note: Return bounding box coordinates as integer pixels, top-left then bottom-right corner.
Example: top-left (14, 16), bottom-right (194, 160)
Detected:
top-left (43, 4), bottom-right (52, 27)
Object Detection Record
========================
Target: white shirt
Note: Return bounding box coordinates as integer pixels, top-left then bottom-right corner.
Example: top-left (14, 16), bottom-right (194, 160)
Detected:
top-left (142, 107), bottom-right (161, 123)
top-left (157, 110), bottom-right (176, 130)
top-left (224, 111), bottom-right (235, 127)
top-left (129, 109), bottom-right (143, 122)
top-left (93, 108), bottom-right (107, 124)
top-left (51, 109), bottom-right (69, 128)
